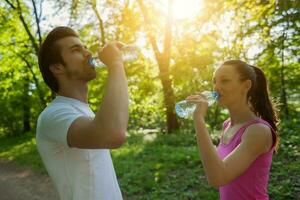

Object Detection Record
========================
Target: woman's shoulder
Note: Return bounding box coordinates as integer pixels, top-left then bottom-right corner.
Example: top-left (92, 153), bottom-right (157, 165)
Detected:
top-left (241, 122), bottom-right (273, 152)
top-left (242, 118), bottom-right (272, 137)
top-left (244, 118), bottom-right (274, 135)
top-left (244, 122), bottom-right (272, 135)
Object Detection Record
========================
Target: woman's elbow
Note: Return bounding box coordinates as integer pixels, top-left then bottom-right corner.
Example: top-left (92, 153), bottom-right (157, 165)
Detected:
top-left (208, 180), bottom-right (221, 188)
top-left (207, 177), bottom-right (228, 188)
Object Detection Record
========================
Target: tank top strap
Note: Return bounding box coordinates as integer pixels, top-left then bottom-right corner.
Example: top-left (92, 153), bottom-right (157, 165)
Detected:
top-left (233, 118), bottom-right (277, 149)
top-left (222, 119), bottom-right (231, 129)
top-left (221, 119), bottom-right (231, 139)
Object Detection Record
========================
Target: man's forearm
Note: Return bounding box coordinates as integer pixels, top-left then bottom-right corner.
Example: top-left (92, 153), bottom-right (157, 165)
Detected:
top-left (95, 63), bottom-right (129, 134)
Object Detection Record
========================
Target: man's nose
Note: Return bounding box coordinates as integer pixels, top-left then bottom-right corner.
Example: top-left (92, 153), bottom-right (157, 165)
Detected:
top-left (84, 48), bottom-right (92, 58)
top-left (213, 82), bottom-right (220, 92)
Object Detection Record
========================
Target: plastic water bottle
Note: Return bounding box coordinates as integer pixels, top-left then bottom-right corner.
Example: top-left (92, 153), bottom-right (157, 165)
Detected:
top-left (88, 45), bottom-right (139, 68)
top-left (175, 91), bottom-right (219, 118)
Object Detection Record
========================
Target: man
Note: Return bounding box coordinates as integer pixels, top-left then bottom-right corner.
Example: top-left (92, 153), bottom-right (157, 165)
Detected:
top-left (36, 26), bottom-right (128, 200)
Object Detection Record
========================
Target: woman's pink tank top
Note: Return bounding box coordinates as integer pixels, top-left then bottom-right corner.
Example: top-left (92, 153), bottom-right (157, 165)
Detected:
top-left (217, 118), bottom-right (276, 200)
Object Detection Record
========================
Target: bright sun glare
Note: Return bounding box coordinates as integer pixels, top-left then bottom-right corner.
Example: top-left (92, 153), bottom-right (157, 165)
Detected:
top-left (172, 0), bottom-right (202, 20)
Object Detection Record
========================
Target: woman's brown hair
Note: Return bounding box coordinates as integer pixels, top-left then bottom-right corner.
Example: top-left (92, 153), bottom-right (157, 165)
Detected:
top-left (222, 60), bottom-right (279, 150)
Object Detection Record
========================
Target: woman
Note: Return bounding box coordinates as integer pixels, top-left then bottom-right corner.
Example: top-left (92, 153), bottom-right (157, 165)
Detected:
top-left (186, 60), bottom-right (279, 200)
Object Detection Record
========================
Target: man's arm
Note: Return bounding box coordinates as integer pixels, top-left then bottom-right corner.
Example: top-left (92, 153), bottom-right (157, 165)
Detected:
top-left (67, 42), bottom-right (129, 149)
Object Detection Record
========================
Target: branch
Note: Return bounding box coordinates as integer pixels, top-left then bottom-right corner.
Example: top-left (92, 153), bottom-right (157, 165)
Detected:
top-left (31, 0), bottom-right (42, 46)
top-left (39, 0), bottom-right (44, 20)
top-left (4, 0), bottom-right (15, 9)
top-left (162, 0), bottom-right (173, 71)
top-left (18, 53), bottom-right (46, 106)
top-left (15, 0), bottom-right (39, 55)
top-left (115, 0), bottom-right (130, 40)
top-left (90, 0), bottom-right (106, 46)
top-left (136, 0), bottom-right (162, 62)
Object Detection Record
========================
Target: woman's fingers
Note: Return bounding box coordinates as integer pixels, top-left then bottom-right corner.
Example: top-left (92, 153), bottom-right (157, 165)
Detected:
top-left (186, 98), bottom-right (207, 104)
top-left (186, 94), bottom-right (205, 101)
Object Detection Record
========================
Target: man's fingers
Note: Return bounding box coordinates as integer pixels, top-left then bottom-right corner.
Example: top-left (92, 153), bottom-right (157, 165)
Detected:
top-left (115, 41), bottom-right (125, 49)
top-left (100, 41), bottom-right (124, 50)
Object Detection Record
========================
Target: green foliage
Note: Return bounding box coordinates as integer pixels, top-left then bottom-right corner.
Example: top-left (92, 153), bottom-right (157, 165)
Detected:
top-left (0, 116), bottom-right (299, 199)
top-left (268, 115), bottom-right (300, 199)
top-left (0, 0), bottom-right (299, 197)
top-left (1, 0), bottom-right (55, 136)
top-left (1, 0), bottom-right (299, 136)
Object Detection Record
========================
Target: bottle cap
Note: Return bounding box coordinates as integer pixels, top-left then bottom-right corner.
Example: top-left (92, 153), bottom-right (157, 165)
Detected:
top-left (212, 91), bottom-right (219, 98)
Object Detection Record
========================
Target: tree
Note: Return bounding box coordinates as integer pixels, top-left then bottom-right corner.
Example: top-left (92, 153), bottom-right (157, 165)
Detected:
top-left (137, 0), bottom-right (179, 133)
top-left (1, 0), bottom-right (46, 135)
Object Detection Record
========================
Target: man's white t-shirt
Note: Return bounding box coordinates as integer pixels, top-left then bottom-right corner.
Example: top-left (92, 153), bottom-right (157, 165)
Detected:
top-left (36, 96), bottom-right (123, 200)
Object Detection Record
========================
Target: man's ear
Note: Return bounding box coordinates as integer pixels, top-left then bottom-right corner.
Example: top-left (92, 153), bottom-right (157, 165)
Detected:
top-left (49, 64), bottom-right (64, 75)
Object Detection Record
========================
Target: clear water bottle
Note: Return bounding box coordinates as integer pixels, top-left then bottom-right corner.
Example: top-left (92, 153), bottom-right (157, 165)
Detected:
top-left (88, 44), bottom-right (139, 68)
top-left (175, 91), bottom-right (219, 118)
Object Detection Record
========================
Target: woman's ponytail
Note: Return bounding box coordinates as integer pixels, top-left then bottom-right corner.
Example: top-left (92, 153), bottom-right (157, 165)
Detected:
top-left (248, 66), bottom-right (278, 130)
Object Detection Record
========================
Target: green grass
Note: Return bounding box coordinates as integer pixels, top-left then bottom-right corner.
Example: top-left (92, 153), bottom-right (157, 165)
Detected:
top-left (112, 131), bottom-right (218, 199)
top-left (0, 132), bottom-right (46, 173)
top-left (0, 118), bottom-right (299, 199)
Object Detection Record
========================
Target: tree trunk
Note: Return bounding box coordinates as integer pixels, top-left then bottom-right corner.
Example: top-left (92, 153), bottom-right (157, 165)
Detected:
top-left (280, 10), bottom-right (289, 116)
top-left (137, 0), bottom-right (179, 133)
top-left (23, 76), bottom-right (31, 133)
top-left (91, 0), bottom-right (106, 46)
top-left (159, 62), bottom-right (179, 133)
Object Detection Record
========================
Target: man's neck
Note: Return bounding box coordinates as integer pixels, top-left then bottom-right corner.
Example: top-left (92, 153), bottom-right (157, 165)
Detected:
top-left (58, 83), bottom-right (89, 104)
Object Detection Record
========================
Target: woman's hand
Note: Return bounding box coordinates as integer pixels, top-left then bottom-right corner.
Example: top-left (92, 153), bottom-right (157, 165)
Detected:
top-left (186, 93), bottom-right (209, 121)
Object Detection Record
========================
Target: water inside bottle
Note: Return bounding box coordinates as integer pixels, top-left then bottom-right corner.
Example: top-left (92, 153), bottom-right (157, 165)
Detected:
top-left (88, 44), bottom-right (139, 68)
top-left (175, 100), bottom-right (196, 118)
top-left (175, 91), bottom-right (219, 118)
top-left (88, 58), bottom-right (105, 68)
top-left (121, 45), bottom-right (139, 61)
top-left (202, 91), bottom-right (219, 106)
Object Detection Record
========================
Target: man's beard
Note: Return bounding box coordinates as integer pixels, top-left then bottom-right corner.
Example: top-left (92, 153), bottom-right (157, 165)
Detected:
top-left (64, 64), bottom-right (95, 81)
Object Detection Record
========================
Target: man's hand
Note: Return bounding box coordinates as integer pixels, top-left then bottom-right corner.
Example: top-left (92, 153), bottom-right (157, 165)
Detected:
top-left (98, 41), bottom-right (125, 68)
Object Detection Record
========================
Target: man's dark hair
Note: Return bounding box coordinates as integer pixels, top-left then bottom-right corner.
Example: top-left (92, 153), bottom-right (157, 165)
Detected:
top-left (38, 26), bottom-right (78, 93)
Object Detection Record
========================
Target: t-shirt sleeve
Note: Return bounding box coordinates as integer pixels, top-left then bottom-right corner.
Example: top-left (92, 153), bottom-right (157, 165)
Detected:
top-left (38, 105), bottom-right (84, 147)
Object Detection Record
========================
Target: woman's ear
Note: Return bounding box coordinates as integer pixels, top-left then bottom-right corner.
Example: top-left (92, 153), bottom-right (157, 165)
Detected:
top-left (244, 79), bottom-right (252, 92)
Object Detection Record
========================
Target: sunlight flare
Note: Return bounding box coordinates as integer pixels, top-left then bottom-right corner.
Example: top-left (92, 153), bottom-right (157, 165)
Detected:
top-left (172, 0), bottom-right (202, 20)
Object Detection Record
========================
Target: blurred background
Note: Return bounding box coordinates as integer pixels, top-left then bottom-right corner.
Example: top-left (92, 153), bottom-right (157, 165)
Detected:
top-left (0, 0), bottom-right (299, 199)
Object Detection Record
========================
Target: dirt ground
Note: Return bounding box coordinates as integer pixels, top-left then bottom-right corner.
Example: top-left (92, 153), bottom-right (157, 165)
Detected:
top-left (0, 158), bottom-right (58, 200)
